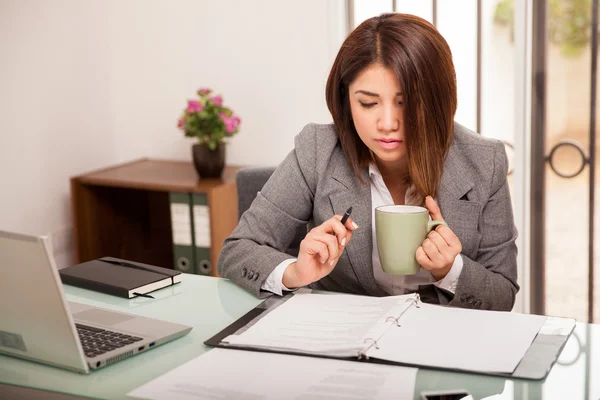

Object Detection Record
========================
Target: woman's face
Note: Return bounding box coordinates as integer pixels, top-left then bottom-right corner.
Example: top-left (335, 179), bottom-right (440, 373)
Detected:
top-left (349, 63), bottom-right (406, 170)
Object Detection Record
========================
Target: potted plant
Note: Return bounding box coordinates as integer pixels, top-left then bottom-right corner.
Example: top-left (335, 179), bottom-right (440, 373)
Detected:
top-left (177, 88), bottom-right (241, 178)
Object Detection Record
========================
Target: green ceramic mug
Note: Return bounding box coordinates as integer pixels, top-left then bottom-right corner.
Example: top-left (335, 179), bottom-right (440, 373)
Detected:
top-left (375, 205), bottom-right (448, 275)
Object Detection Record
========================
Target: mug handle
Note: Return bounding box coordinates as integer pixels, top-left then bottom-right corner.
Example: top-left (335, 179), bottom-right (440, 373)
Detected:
top-left (427, 220), bottom-right (448, 232)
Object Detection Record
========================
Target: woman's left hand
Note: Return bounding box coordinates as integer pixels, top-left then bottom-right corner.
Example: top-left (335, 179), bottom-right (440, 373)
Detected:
top-left (416, 196), bottom-right (463, 280)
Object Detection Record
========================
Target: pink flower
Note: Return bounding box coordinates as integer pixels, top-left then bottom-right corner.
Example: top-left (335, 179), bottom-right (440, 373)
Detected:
top-left (230, 116), bottom-right (241, 131)
top-left (177, 118), bottom-right (185, 128)
top-left (209, 95), bottom-right (223, 106)
top-left (219, 112), bottom-right (241, 134)
top-left (186, 100), bottom-right (204, 113)
top-left (197, 88), bottom-right (211, 95)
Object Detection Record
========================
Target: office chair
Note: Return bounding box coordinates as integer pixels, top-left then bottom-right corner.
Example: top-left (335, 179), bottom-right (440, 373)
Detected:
top-left (235, 166), bottom-right (305, 257)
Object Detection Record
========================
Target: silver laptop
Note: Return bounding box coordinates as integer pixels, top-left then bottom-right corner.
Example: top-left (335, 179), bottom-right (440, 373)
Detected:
top-left (0, 230), bottom-right (192, 374)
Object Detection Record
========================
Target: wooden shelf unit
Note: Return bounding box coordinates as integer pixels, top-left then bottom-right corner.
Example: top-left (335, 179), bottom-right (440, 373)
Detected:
top-left (70, 158), bottom-right (241, 277)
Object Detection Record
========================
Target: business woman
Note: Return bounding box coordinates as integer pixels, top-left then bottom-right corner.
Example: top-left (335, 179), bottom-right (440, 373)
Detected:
top-left (218, 13), bottom-right (518, 311)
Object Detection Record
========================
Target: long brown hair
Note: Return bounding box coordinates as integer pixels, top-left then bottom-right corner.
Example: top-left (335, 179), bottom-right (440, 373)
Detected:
top-left (325, 13), bottom-right (457, 202)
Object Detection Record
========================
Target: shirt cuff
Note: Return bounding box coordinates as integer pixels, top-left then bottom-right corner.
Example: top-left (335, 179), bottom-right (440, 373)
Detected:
top-left (433, 254), bottom-right (463, 294)
top-left (260, 258), bottom-right (298, 296)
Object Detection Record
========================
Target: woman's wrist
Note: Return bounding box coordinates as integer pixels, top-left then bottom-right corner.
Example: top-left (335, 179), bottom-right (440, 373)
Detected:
top-left (282, 262), bottom-right (300, 288)
top-left (431, 264), bottom-right (452, 281)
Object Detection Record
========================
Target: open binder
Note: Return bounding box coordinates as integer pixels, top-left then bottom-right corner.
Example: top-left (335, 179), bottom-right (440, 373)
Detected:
top-left (205, 291), bottom-right (576, 380)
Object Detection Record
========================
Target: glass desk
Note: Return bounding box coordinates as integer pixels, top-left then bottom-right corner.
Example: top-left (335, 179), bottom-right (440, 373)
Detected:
top-left (0, 274), bottom-right (598, 400)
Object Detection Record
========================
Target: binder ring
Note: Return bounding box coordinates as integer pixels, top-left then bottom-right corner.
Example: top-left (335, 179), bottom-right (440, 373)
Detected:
top-left (177, 257), bottom-right (191, 272)
top-left (405, 295), bottom-right (421, 308)
top-left (198, 259), bottom-right (211, 275)
top-left (363, 338), bottom-right (379, 349)
top-left (385, 316), bottom-right (401, 327)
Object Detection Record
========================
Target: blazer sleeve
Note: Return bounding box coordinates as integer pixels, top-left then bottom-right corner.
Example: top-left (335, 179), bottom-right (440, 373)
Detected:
top-left (447, 140), bottom-right (520, 311)
top-left (217, 124), bottom-right (318, 298)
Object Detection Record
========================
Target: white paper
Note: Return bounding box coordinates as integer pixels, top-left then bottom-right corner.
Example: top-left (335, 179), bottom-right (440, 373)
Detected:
top-left (128, 348), bottom-right (418, 400)
top-left (368, 303), bottom-right (547, 373)
top-left (223, 292), bottom-right (415, 356)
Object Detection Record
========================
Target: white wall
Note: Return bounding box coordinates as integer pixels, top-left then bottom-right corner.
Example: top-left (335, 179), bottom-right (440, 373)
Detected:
top-left (0, 0), bottom-right (347, 267)
top-left (108, 0), bottom-right (347, 166)
top-left (0, 0), bottom-right (117, 268)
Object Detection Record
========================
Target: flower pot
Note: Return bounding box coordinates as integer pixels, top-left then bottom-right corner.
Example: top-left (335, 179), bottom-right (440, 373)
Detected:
top-left (192, 143), bottom-right (225, 179)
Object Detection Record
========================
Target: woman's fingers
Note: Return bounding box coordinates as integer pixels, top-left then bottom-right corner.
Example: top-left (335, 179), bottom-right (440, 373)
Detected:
top-left (301, 237), bottom-right (329, 264)
top-left (427, 230), bottom-right (450, 253)
top-left (304, 212), bottom-right (358, 265)
top-left (342, 230), bottom-right (353, 248)
top-left (333, 214), bottom-right (359, 230)
top-left (416, 246), bottom-right (433, 269)
top-left (428, 230), bottom-right (456, 266)
top-left (294, 213), bottom-right (359, 286)
top-left (435, 225), bottom-right (462, 252)
top-left (325, 215), bottom-right (358, 247)
top-left (422, 238), bottom-right (443, 265)
top-left (309, 232), bottom-right (340, 265)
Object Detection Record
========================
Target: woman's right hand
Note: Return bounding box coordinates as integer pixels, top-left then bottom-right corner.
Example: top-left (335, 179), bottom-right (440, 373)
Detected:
top-left (282, 215), bottom-right (358, 289)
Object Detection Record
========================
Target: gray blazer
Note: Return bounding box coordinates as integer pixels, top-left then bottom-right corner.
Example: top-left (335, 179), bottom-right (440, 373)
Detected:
top-left (218, 122), bottom-right (519, 311)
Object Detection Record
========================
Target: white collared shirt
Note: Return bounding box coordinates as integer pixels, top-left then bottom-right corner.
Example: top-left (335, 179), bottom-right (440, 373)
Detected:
top-left (261, 163), bottom-right (463, 296)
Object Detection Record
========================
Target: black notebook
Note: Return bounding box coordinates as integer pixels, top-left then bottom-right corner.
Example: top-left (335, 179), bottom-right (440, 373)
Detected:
top-left (59, 257), bottom-right (182, 299)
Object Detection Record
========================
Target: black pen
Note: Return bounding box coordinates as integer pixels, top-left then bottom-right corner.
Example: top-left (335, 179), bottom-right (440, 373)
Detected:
top-left (340, 207), bottom-right (353, 225)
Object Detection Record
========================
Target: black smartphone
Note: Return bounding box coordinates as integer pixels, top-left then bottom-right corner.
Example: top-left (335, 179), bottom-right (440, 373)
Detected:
top-left (420, 389), bottom-right (471, 400)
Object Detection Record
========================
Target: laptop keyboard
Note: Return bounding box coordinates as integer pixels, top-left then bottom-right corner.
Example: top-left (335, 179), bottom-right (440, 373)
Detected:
top-left (76, 323), bottom-right (144, 358)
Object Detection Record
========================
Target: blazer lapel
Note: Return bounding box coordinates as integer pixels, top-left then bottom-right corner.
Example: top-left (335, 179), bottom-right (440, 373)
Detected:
top-left (438, 142), bottom-right (474, 202)
top-left (328, 159), bottom-right (382, 296)
top-left (438, 140), bottom-right (490, 258)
